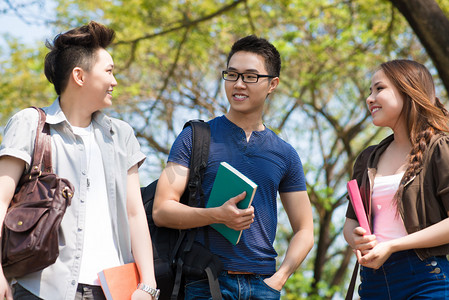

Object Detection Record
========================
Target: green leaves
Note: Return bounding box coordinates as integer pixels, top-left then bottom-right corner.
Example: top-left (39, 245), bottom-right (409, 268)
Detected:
top-left (1, 1), bottom-right (447, 298)
top-left (0, 37), bottom-right (53, 123)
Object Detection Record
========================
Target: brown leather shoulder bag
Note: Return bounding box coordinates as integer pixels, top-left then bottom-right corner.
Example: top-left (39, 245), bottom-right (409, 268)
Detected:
top-left (1, 107), bottom-right (74, 279)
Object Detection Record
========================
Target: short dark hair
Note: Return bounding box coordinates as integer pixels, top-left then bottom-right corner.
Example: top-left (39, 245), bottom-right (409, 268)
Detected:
top-left (226, 35), bottom-right (281, 77)
top-left (44, 21), bottom-right (115, 95)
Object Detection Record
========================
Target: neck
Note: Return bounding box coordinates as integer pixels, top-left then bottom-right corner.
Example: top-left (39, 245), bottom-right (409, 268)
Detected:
top-left (391, 121), bottom-right (410, 147)
top-left (225, 111), bottom-right (265, 133)
top-left (59, 94), bottom-right (93, 128)
top-left (391, 128), bottom-right (412, 154)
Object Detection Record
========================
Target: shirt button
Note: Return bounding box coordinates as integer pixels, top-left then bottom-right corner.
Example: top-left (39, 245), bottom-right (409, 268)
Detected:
top-left (71, 280), bottom-right (76, 285)
top-left (431, 261), bottom-right (437, 266)
top-left (78, 228), bottom-right (82, 232)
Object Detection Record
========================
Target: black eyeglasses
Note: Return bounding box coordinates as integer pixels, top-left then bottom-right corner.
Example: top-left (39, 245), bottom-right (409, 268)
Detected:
top-left (222, 70), bottom-right (276, 83)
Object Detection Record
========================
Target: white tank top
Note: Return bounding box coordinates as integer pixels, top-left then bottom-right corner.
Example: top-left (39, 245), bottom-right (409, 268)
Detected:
top-left (372, 172), bottom-right (408, 243)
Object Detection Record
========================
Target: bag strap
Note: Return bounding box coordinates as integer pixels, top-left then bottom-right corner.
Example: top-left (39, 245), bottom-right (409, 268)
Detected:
top-left (183, 120), bottom-right (210, 208)
top-left (205, 266), bottom-right (222, 300)
top-left (42, 116), bottom-right (52, 173)
top-left (177, 119), bottom-right (211, 255)
top-left (185, 120), bottom-right (221, 300)
top-left (171, 256), bottom-right (184, 300)
top-left (28, 107), bottom-right (52, 177)
top-left (345, 261), bottom-right (359, 300)
top-left (171, 120), bottom-right (223, 300)
top-left (184, 120), bottom-right (214, 249)
top-left (184, 119), bottom-right (211, 248)
top-left (169, 120), bottom-right (210, 267)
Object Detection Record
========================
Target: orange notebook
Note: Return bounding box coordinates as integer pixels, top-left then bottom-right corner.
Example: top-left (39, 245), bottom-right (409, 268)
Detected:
top-left (98, 263), bottom-right (140, 300)
top-left (347, 179), bottom-right (371, 235)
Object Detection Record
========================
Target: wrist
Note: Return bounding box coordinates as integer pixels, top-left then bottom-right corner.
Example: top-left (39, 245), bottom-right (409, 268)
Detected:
top-left (207, 206), bottom-right (222, 224)
top-left (388, 239), bottom-right (402, 254)
top-left (272, 268), bottom-right (289, 288)
top-left (137, 283), bottom-right (160, 299)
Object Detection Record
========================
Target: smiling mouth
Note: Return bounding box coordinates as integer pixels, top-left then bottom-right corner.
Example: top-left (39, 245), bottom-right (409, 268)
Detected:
top-left (371, 107), bottom-right (380, 114)
top-left (233, 94), bottom-right (247, 100)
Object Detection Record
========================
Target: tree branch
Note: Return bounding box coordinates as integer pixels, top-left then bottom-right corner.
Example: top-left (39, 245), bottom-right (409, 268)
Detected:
top-left (114, 0), bottom-right (246, 46)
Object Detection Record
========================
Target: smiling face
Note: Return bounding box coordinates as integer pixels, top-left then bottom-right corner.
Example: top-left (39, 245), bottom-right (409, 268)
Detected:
top-left (367, 69), bottom-right (406, 131)
top-left (82, 48), bottom-right (117, 111)
top-left (224, 51), bottom-right (278, 117)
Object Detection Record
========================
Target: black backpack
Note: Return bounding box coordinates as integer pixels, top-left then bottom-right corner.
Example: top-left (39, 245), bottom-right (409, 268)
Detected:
top-left (141, 120), bottom-right (223, 300)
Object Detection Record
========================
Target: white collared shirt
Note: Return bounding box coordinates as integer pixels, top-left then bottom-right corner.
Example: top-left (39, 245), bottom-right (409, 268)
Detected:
top-left (0, 99), bottom-right (146, 299)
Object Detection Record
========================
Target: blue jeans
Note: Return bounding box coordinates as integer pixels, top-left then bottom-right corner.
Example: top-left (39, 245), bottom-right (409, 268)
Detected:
top-left (359, 250), bottom-right (449, 300)
top-left (185, 271), bottom-right (281, 300)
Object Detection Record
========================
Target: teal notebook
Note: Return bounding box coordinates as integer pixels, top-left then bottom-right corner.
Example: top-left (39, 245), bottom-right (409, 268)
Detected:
top-left (206, 162), bottom-right (258, 245)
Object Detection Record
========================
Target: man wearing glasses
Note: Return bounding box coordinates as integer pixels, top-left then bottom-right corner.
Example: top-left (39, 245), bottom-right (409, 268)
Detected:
top-left (153, 35), bottom-right (314, 299)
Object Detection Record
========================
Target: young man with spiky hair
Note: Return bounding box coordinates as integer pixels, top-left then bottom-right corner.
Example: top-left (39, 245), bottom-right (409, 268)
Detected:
top-left (154, 35), bottom-right (314, 299)
top-left (0, 21), bottom-right (157, 300)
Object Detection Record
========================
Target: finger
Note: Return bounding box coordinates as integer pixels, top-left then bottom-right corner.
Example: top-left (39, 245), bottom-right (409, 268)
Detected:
top-left (232, 216), bottom-right (255, 230)
top-left (357, 241), bottom-right (376, 252)
top-left (238, 223), bottom-right (252, 230)
top-left (236, 216), bottom-right (254, 226)
top-left (242, 218), bottom-right (254, 227)
top-left (355, 249), bottom-right (363, 262)
top-left (364, 234), bottom-right (377, 242)
top-left (361, 249), bottom-right (371, 256)
top-left (246, 205), bottom-right (254, 213)
top-left (230, 191), bottom-right (247, 203)
top-left (240, 209), bottom-right (254, 217)
top-left (354, 226), bottom-right (367, 236)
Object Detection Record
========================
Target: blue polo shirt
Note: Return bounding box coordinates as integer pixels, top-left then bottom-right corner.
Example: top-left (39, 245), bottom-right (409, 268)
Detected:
top-left (168, 115), bottom-right (306, 275)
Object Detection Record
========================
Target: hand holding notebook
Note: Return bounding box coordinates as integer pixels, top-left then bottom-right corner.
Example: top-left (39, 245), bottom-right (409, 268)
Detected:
top-left (207, 162), bottom-right (258, 245)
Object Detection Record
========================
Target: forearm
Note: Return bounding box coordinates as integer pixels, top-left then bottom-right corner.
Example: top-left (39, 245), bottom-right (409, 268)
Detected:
top-left (0, 156), bottom-right (24, 268)
top-left (128, 209), bottom-right (156, 287)
top-left (153, 200), bottom-right (221, 229)
top-left (153, 163), bottom-right (253, 229)
top-left (126, 165), bottom-right (156, 287)
top-left (153, 163), bottom-right (220, 229)
top-left (0, 157), bottom-right (23, 299)
top-left (343, 218), bottom-right (359, 249)
top-left (269, 191), bottom-right (314, 289)
top-left (389, 217), bottom-right (449, 253)
top-left (272, 228), bottom-right (314, 287)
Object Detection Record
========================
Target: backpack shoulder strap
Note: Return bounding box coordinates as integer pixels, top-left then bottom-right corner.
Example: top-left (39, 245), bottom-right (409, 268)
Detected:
top-left (171, 120), bottom-right (220, 300)
top-left (183, 120), bottom-right (210, 207)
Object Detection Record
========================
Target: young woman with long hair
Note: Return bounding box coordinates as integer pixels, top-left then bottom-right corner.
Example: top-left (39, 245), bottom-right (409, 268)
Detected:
top-left (344, 59), bottom-right (449, 299)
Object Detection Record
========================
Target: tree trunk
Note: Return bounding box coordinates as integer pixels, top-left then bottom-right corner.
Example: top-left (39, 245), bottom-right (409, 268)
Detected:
top-left (389, 0), bottom-right (449, 94)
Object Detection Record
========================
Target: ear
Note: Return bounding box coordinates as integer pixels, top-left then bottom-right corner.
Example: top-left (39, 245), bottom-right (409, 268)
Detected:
top-left (267, 77), bottom-right (279, 95)
top-left (72, 67), bottom-right (85, 87)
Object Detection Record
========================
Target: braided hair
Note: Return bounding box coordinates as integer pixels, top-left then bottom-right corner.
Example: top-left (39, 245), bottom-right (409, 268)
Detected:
top-left (379, 60), bottom-right (449, 214)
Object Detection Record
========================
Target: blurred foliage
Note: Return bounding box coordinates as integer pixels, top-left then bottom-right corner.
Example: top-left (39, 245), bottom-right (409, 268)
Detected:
top-left (1, 0), bottom-right (448, 298)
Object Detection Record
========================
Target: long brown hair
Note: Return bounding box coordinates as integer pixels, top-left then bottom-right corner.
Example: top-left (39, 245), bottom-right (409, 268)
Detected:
top-left (379, 60), bottom-right (449, 212)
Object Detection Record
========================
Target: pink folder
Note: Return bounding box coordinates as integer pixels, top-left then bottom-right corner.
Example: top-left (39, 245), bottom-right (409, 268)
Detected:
top-left (347, 179), bottom-right (371, 235)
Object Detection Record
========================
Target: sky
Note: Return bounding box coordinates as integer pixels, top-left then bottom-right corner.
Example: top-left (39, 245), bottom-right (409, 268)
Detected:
top-left (0, 1), bottom-right (55, 47)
